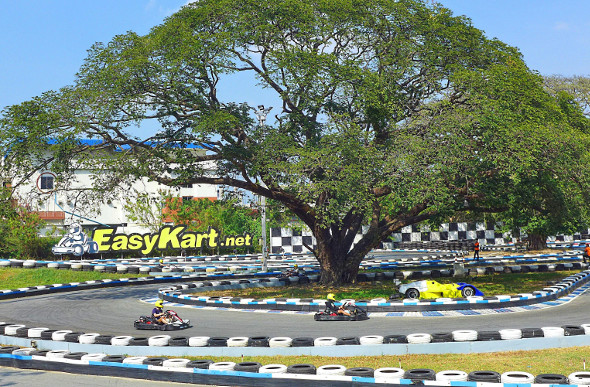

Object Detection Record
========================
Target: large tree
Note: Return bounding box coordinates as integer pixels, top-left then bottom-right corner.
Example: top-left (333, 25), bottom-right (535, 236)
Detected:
top-left (2, 0), bottom-right (588, 284)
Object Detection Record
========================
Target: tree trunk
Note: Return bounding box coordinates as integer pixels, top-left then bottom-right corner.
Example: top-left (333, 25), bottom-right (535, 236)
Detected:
top-left (317, 247), bottom-right (364, 285)
top-left (313, 226), bottom-right (365, 286)
top-left (527, 233), bottom-right (547, 250)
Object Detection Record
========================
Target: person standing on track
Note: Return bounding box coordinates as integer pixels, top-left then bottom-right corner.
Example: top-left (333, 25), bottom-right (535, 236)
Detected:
top-left (473, 241), bottom-right (480, 261)
top-left (584, 243), bottom-right (590, 264)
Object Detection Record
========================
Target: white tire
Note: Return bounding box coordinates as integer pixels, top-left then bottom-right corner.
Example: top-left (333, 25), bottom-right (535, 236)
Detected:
top-left (0, 261), bottom-right (10, 267)
top-left (501, 371), bottom-right (534, 383)
top-left (4, 324), bottom-right (26, 336)
top-left (111, 336), bottom-right (133, 346)
top-left (209, 362), bottom-right (236, 371)
top-left (269, 337), bottom-right (293, 348)
top-left (499, 329), bottom-right (522, 340)
top-left (317, 364), bottom-right (347, 376)
top-left (27, 327), bottom-right (49, 338)
top-left (259, 364), bottom-right (288, 374)
top-left (81, 353), bottom-right (107, 362)
top-left (79, 333), bottom-right (101, 344)
top-left (188, 336), bottom-right (210, 347)
top-left (374, 367), bottom-right (405, 380)
top-left (568, 372), bottom-right (590, 384)
top-left (314, 337), bottom-right (338, 346)
top-left (582, 324), bottom-right (590, 335)
top-left (51, 330), bottom-right (73, 341)
top-left (360, 335), bottom-right (384, 345)
top-left (452, 330), bottom-right (478, 341)
top-left (227, 337), bottom-right (249, 347)
top-left (406, 333), bottom-right (432, 344)
top-left (436, 370), bottom-right (468, 381)
top-left (47, 262), bottom-right (59, 269)
top-left (23, 260), bottom-right (36, 268)
top-left (46, 350), bottom-right (69, 359)
top-left (148, 335), bottom-right (171, 346)
top-left (162, 358), bottom-right (191, 367)
top-left (123, 356), bottom-right (148, 364)
top-left (94, 265), bottom-right (106, 272)
top-left (541, 326), bottom-right (564, 337)
top-left (12, 348), bottom-right (36, 356)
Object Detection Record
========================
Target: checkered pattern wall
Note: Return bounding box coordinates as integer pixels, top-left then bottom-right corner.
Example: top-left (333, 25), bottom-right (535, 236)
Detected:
top-left (270, 223), bottom-right (590, 253)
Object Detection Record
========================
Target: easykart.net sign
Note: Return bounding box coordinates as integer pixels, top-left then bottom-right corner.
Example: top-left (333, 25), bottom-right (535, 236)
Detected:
top-left (92, 226), bottom-right (252, 255)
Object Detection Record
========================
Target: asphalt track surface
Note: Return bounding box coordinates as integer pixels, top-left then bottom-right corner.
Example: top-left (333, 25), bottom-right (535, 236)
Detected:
top-left (2, 280), bottom-right (590, 339)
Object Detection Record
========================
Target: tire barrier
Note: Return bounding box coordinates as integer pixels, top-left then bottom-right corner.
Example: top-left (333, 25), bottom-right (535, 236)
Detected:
top-left (359, 335), bottom-right (384, 345)
top-left (317, 365), bottom-right (347, 376)
top-left (541, 326), bottom-right (565, 337)
top-left (499, 329), bottom-right (522, 340)
top-left (534, 373), bottom-right (569, 384)
top-left (259, 364), bottom-right (288, 374)
top-left (313, 337), bottom-right (338, 346)
top-left (162, 358), bottom-right (191, 368)
top-left (8, 320), bottom-right (590, 351)
top-left (374, 367), bottom-right (405, 379)
top-left (468, 370), bottom-right (501, 382)
top-left (111, 336), bottom-right (133, 346)
top-left (568, 372), bottom-right (590, 384)
top-left (158, 270), bottom-right (590, 313)
top-left (234, 362), bottom-right (262, 373)
top-left (501, 371), bottom-right (535, 383)
top-left (452, 330), bottom-right (478, 342)
top-left (404, 368), bottom-right (436, 381)
top-left (269, 337), bottom-right (293, 347)
top-left (3, 260), bottom-right (590, 385)
top-left (287, 364), bottom-right (317, 374)
top-left (79, 333), bottom-right (100, 344)
top-left (227, 337), bottom-right (249, 347)
top-left (436, 370), bottom-right (468, 381)
top-left (209, 361), bottom-right (236, 371)
top-left (188, 336), bottom-right (209, 347)
top-left (148, 335), bottom-right (170, 346)
top-left (406, 333), bottom-right (432, 344)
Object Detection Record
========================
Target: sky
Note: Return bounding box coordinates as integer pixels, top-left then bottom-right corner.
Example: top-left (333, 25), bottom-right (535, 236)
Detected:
top-left (1, 0), bottom-right (589, 130)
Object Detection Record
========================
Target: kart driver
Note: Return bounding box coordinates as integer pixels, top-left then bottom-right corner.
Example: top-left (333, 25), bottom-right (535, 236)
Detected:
top-left (325, 293), bottom-right (351, 316)
top-left (152, 300), bottom-right (169, 324)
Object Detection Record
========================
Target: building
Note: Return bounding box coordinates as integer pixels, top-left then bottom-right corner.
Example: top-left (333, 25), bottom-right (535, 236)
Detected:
top-left (5, 139), bottom-right (220, 235)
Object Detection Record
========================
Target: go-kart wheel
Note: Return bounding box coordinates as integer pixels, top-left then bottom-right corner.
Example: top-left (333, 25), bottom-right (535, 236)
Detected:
top-left (72, 244), bottom-right (84, 256)
top-left (405, 288), bottom-right (420, 299)
top-left (461, 286), bottom-right (476, 297)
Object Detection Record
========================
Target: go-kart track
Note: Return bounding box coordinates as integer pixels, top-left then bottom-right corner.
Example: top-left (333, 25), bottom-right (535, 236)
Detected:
top-left (3, 250), bottom-right (590, 386)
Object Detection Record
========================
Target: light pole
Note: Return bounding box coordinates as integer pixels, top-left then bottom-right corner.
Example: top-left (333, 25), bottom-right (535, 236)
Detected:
top-left (254, 105), bottom-right (272, 272)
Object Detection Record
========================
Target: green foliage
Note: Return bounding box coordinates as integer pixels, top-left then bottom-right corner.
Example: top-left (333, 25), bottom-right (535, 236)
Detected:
top-left (123, 189), bottom-right (168, 233)
top-left (2, 0), bottom-right (590, 283)
top-left (0, 188), bottom-right (53, 259)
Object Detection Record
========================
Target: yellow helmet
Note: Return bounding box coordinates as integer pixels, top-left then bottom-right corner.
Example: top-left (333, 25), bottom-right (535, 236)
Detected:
top-left (327, 293), bottom-right (336, 301)
top-left (155, 300), bottom-right (163, 307)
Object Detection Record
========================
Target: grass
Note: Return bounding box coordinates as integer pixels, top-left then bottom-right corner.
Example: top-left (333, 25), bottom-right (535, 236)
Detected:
top-left (1, 260), bottom-right (588, 376)
top-left (0, 267), bottom-right (144, 290)
top-left (192, 271), bottom-right (574, 299)
top-left (183, 346), bottom-right (590, 375)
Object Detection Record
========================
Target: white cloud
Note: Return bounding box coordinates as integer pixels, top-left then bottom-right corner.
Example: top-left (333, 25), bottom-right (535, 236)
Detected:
top-left (553, 21), bottom-right (570, 31)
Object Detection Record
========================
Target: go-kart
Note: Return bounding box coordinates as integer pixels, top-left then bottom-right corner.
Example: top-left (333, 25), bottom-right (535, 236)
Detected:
top-left (314, 302), bottom-right (369, 321)
top-left (134, 310), bottom-right (191, 330)
top-left (399, 280), bottom-right (484, 300)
